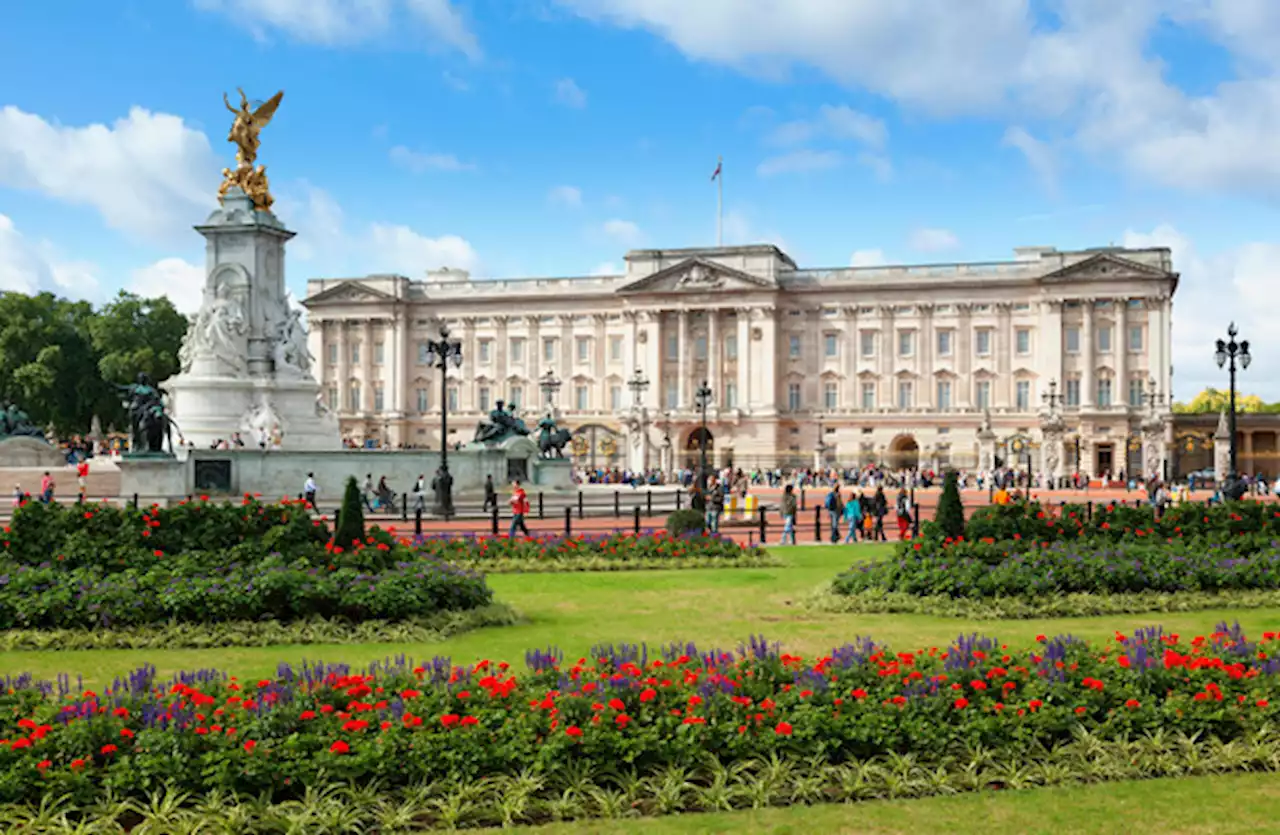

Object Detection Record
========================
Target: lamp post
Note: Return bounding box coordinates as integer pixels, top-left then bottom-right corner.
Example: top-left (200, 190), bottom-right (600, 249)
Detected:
top-left (1042, 378), bottom-right (1063, 415)
top-left (694, 380), bottom-right (713, 488)
top-left (1215, 323), bottom-right (1251, 499)
top-left (627, 367), bottom-right (649, 406)
top-left (816, 415), bottom-right (826, 465)
top-left (1140, 377), bottom-right (1165, 415)
top-left (627, 368), bottom-right (651, 471)
top-left (425, 324), bottom-right (463, 516)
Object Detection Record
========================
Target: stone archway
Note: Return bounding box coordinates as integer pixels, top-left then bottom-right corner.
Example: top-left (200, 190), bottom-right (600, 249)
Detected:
top-left (684, 426), bottom-right (714, 469)
top-left (887, 434), bottom-right (919, 469)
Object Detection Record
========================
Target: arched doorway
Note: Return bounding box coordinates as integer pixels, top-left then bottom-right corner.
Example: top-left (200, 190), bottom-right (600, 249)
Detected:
top-left (684, 426), bottom-right (714, 470)
top-left (887, 434), bottom-right (919, 469)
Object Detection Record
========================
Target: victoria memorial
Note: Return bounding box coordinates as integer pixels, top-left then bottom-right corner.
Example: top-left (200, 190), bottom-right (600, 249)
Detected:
top-left (303, 243), bottom-right (1177, 478)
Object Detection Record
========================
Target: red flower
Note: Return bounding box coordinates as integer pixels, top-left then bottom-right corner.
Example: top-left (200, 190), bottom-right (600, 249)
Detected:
top-left (243, 740), bottom-right (257, 752)
top-left (299, 710), bottom-right (316, 721)
top-left (1258, 700), bottom-right (1270, 709)
top-left (100, 744), bottom-right (118, 755)
top-left (36, 759), bottom-right (51, 770)
top-left (329, 740), bottom-right (350, 754)
top-left (851, 688), bottom-right (868, 700)
top-left (1028, 699), bottom-right (1043, 711)
top-left (608, 698), bottom-right (626, 711)
top-left (639, 688), bottom-right (657, 702)
top-left (774, 721), bottom-right (793, 736)
top-left (70, 758), bottom-right (87, 769)
top-left (1125, 699), bottom-right (1141, 709)
top-left (954, 697), bottom-right (969, 710)
top-left (440, 714), bottom-right (460, 728)
top-left (460, 716), bottom-right (479, 727)
top-left (565, 725), bottom-right (583, 738)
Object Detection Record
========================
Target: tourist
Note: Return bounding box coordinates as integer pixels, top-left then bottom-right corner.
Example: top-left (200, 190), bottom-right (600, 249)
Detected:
top-left (303, 473), bottom-right (318, 508)
top-left (76, 459), bottom-right (89, 502)
top-left (40, 471), bottom-right (54, 504)
top-left (842, 490), bottom-right (863, 543)
top-left (12, 484), bottom-right (23, 508)
top-left (705, 476), bottom-right (725, 534)
top-left (483, 475), bottom-right (497, 513)
top-left (362, 473), bottom-right (375, 511)
top-left (895, 489), bottom-right (912, 539)
top-left (780, 484), bottom-right (797, 545)
top-left (375, 476), bottom-right (392, 511)
top-left (508, 481), bottom-right (531, 537)
top-left (822, 483), bottom-right (843, 543)
top-left (872, 486), bottom-right (888, 541)
top-left (411, 474), bottom-right (427, 514)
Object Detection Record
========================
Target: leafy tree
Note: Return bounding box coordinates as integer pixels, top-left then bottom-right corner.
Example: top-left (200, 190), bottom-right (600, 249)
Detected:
top-left (935, 470), bottom-right (965, 539)
top-left (1173, 387), bottom-right (1272, 414)
top-left (333, 477), bottom-right (366, 549)
top-left (90, 292), bottom-right (187, 386)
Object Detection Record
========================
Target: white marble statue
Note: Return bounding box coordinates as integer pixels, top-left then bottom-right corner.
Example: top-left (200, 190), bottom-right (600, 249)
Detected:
top-left (181, 292), bottom-right (248, 374)
top-left (272, 308), bottom-right (313, 377)
top-left (242, 400), bottom-right (283, 447)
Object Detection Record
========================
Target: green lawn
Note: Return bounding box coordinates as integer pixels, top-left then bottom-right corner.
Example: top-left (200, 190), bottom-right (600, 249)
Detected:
top-left (6, 544), bottom-right (1280, 832)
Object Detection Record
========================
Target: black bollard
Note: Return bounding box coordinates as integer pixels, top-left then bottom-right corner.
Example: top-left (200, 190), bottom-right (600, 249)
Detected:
top-left (614, 491), bottom-right (620, 517)
top-left (912, 503), bottom-right (921, 538)
top-left (402, 493), bottom-right (408, 521)
top-left (564, 506), bottom-right (572, 537)
top-left (578, 491), bottom-right (584, 520)
top-left (758, 507), bottom-right (767, 544)
top-left (414, 508), bottom-right (422, 537)
top-left (800, 487), bottom-right (806, 511)
top-left (647, 490), bottom-right (653, 516)
top-left (132, 493), bottom-right (139, 509)
top-left (538, 492), bottom-right (545, 520)
top-left (676, 490), bottom-right (682, 511)
top-left (814, 506), bottom-right (822, 542)
top-left (490, 505), bottom-right (499, 536)
top-left (633, 505), bottom-right (641, 534)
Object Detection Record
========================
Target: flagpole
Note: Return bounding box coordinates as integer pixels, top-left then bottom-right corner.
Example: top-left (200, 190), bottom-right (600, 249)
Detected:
top-left (716, 155), bottom-right (723, 247)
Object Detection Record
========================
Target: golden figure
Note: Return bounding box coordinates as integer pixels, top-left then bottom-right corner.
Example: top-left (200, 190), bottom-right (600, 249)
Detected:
top-left (218, 88), bottom-right (283, 212)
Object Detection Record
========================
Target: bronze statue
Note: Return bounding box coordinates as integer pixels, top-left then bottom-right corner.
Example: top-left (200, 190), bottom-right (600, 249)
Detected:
top-left (473, 401), bottom-right (531, 444)
top-left (537, 413), bottom-right (572, 459)
top-left (0, 402), bottom-right (45, 440)
top-left (117, 373), bottom-right (175, 454)
top-left (218, 88), bottom-right (284, 212)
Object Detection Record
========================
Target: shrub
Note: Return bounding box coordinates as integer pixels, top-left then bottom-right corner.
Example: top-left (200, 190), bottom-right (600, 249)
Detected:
top-left (665, 508), bottom-right (705, 537)
top-left (933, 470), bottom-right (965, 539)
top-left (333, 476), bottom-right (365, 549)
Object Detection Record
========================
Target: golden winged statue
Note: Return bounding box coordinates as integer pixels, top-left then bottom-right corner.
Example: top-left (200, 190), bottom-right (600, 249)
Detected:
top-left (218, 88), bottom-right (284, 212)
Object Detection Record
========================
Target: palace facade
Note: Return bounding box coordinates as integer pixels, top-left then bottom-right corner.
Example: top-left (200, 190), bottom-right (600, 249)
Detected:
top-left (303, 243), bottom-right (1177, 476)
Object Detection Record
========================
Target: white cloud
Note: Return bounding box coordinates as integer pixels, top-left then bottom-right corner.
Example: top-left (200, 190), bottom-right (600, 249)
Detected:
top-left (554, 78), bottom-right (588, 108)
top-left (601, 218), bottom-right (642, 246)
top-left (908, 227), bottom-right (959, 253)
top-left (850, 248), bottom-right (887, 267)
top-left (369, 223), bottom-right (479, 275)
top-left (389, 145), bottom-right (475, 173)
top-left (192, 0), bottom-right (481, 58)
top-left (441, 70), bottom-right (470, 91)
top-left (0, 105), bottom-right (216, 242)
top-left (548, 185), bottom-right (583, 207)
top-left (856, 152), bottom-right (893, 181)
top-left (767, 104), bottom-right (887, 149)
top-left (0, 214), bottom-right (101, 296)
top-left (1002, 126), bottom-right (1058, 194)
top-left (757, 149), bottom-right (843, 177)
top-left (129, 258), bottom-right (205, 314)
top-left (1122, 224), bottom-right (1280, 400)
top-left (556, 1), bottom-right (1280, 197)
top-left (590, 261), bottom-right (620, 276)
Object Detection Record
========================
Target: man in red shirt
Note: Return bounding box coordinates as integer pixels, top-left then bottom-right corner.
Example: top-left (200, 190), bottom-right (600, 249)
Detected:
top-left (508, 481), bottom-right (531, 537)
top-left (77, 460), bottom-right (89, 502)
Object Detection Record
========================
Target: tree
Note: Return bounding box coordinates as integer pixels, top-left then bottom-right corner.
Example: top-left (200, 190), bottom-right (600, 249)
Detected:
top-left (934, 470), bottom-right (965, 539)
top-left (1173, 387), bottom-right (1271, 414)
top-left (89, 292), bottom-right (188, 427)
top-left (333, 476), bottom-right (366, 548)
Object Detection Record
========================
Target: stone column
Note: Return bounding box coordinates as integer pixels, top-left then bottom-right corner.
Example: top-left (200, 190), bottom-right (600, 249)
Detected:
top-left (918, 304), bottom-right (934, 409)
top-left (957, 304), bottom-right (973, 409)
top-left (1041, 299), bottom-right (1064, 395)
top-left (878, 305), bottom-right (895, 409)
top-left (995, 302), bottom-right (1012, 408)
top-left (708, 309), bottom-right (720, 406)
top-left (841, 306), bottom-right (856, 408)
top-left (361, 320), bottom-right (374, 414)
top-left (337, 322), bottom-right (350, 415)
top-left (1213, 410), bottom-right (1231, 482)
top-left (736, 310), bottom-right (751, 410)
top-left (1115, 298), bottom-right (1128, 408)
top-left (755, 308), bottom-right (777, 415)
top-left (559, 315), bottom-right (572, 404)
top-left (1244, 429), bottom-right (1255, 474)
top-left (677, 310), bottom-right (690, 409)
top-left (1081, 299), bottom-right (1095, 408)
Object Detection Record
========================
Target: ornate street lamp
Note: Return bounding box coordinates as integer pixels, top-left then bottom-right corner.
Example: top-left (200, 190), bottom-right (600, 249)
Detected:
top-left (627, 367), bottom-right (649, 406)
top-left (539, 368), bottom-right (561, 409)
top-left (1215, 323), bottom-right (1251, 499)
top-left (425, 324), bottom-right (463, 517)
top-left (1041, 378), bottom-right (1063, 415)
top-left (694, 379), bottom-right (713, 488)
top-left (1140, 377), bottom-right (1165, 415)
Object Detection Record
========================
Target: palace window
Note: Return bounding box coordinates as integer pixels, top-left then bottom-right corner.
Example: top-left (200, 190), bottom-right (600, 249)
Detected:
top-left (328, 387), bottom-right (339, 410)
top-left (543, 337), bottom-right (557, 363)
top-left (664, 381), bottom-right (678, 409)
top-left (787, 383), bottom-right (802, 411)
top-left (1129, 325), bottom-right (1143, 352)
top-left (328, 344), bottom-right (338, 365)
top-left (1098, 326), bottom-right (1113, 353)
top-left (1097, 378), bottom-right (1112, 407)
top-left (725, 381), bottom-right (738, 409)
top-left (478, 385), bottom-right (491, 412)
top-left (975, 380), bottom-right (991, 410)
top-left (1015, 328), bottom-right (1031, 355)
top-left (898, 330), bottom-right (914, 358)
top-left (351, 342), bottom-right (361, 364)
top-left (610, 385), bottom-right (622, 410)
top-left (373, 384), bottom-right (385, 412)
top-left (448, 386), bottom-right (459, 412)
top-left (348, 382), bottom-right (361, 412)
top-left (576, 337), bottom-right (590, 363)
top-left (575, 385), bottom-right (589, 411)
top-left (936, 380), bottom-right (952, 410)
top-left (725, 333), bottom-right (738, 360)
top-left (824, 333), bottom-right (838, 357)
top-left (1065, 327), bottom-right (1080, 354)
top-left (1065, 378), bottom-right (1080, 407)
top-left (1128, 377), bottom-right (1144, 407)
top-left (666, 333), bottom-right (678, 358)
top-left (374, 342), bottom-right (385, 365)
top-left (897, 381), bottom-right (914, 410)
top-left (416, 387), bottom-right (428, 412)
top-left (696, 335), bottom-right (708, 360)
top-left (823, 382), bottom-right (838, 410)
top-left (478, 340), bottom-right (492, 364)
top-left (936, 330), bottom-right (952, 357)
top-left (789, 335), bottom-right (802, 359)
top-left (975, 329), bottom-right (992, 357)
top-left (609, 335), bottom-right (624, 362)
top-left (860, 331), bottom-right (876, 358)
top-left (860, 382), bottom-right (876, 410)
top-left (509, 337), bottom-right (525, 363)
top-left (509, 384), bottom-right (523, 409)
top-left (1015, 380), bottom-right (1030, 411)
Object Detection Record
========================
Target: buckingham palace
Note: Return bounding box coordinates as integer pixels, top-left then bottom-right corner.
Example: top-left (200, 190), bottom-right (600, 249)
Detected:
top-left (302, 242), bottom-right (1178, 477)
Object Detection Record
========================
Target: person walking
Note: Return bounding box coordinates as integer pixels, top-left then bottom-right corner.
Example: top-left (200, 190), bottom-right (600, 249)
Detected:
top-left (40, 471), bottom-right (54, 504)
top-left (842, 490), bottom-right (863, 543)
top-left (76, 459), bottom-right (89, 502)
top-left (508, 480), bottom-right (531, 537)
top-left (895, 489), bottom-right (913, 539)
top-left (706, 476), bottom-right (725, 534)
top-left (780, 483), bottom-right (797, 545)
top-left (303, 473), bottom-right (318, 509)
top-left (362, 473), bottom-right (376, 512)
top-left (872, 486), bottom-right (888, 541)
top-left (411, 474), bottom-right (427, 514)
top-left (824, 483), bottom-right (843, 543)
top-left (483, 475), bottom-right (498, 513)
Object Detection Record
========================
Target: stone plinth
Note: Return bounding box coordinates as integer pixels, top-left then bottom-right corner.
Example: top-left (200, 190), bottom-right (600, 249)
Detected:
top-left (0, 437), bottom-right (66, 467)
top-left (531, 458), bottom-right (575, 491)
top-left (118, 455), bottom-right (186, 501)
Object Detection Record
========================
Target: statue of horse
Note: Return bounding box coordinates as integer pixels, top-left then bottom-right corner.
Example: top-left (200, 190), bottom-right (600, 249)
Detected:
top-left (538, 426), bottom-right (572, 459)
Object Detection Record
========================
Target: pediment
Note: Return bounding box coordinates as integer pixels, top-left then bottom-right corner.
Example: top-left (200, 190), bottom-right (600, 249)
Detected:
top-left (616, 257), bottom-right (776, 295)
top-left (305, 281), bottom-right (395, 306)
top-left (1041, 253), bottom-right (1170, 282)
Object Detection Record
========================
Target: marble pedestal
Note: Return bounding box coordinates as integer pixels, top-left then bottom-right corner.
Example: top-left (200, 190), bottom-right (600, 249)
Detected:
top-left (0, 437), bottom-right (66, 467)
top-left (168, 373), bottom-right (338, 451)
top-left (118, 455), bottom-right (186, 502)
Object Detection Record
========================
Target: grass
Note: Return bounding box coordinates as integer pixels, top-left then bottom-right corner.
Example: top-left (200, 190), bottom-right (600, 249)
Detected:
top-left (6, 543), bottom-right (1280, 832)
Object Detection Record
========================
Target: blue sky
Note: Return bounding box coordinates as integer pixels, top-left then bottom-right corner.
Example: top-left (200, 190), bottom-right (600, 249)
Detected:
top-left (2, 0), bottom-right (1280, 398)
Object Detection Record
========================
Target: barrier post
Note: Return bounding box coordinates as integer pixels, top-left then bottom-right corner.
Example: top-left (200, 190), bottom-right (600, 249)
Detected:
top-left (564, 506), bottom-right (572, 537)
top-left (633, 505), bottom-right (641, 534)
top-left (814, 506), bottom-right (822, 542)
top-left (490, 505), bottom-right (499, 536)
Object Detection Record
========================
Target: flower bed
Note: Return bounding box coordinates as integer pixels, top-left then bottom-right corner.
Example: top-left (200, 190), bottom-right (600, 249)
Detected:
top-left (411, 530), bottom-right (770, 571)
top-left (0, 623), bottom-right (1277, 815)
